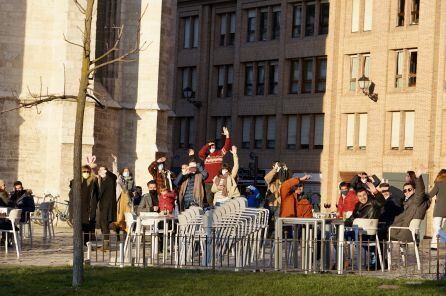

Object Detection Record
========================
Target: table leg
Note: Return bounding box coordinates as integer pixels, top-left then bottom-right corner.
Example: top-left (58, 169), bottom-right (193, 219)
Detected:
top-left (274, 219), bottom-right (282, 271)
top-left (337, 224), bottom-right (345, 274)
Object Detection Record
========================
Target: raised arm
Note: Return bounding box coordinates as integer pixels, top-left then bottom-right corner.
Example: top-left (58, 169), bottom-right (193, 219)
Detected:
top-left (198, 143), bottom-right (210, 160)
top-left (111, 154), bottom-right (119, 176)
top-left (230, 146), bottom-right (239, 179)
top-left (280, 177), bottom-right (300, 197)
top-left (264, 167), bottom-right (278, 185)
top-left (429, 183), bottom-right (439, 198)
top-left (220, 130), bottom-right (231, 155)
top-left (197, 163), bottom-right (209, 180)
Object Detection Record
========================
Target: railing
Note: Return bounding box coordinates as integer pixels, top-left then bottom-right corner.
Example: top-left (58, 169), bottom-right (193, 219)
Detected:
top-left (83, 231), bottom-right (446, 279)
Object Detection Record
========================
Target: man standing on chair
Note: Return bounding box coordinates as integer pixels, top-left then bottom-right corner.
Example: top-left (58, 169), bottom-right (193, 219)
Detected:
top-left (90, 166), bottom-right (117, 251)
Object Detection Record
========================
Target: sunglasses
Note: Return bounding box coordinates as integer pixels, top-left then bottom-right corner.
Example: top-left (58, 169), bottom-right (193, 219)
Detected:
top-left (381, 190), bottom-right (389, 193)
top-left (82, 171), bottom-right (90, 173)
top-left (403, 188), bottom-right (413, 193)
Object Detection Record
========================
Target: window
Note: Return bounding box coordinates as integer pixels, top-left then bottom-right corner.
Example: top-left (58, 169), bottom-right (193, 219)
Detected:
top-left (394, 49), bottom-right (417, 88)
top-left (180, 67), bottom-right (197, 98)
top-left (319, 1), bottom-right (330, 35)
top-left (267, 116), bottom-right (276, 149)
top-left (404, 111), bottom-right (414, 149)
top-left (316, 57), bottom-right (327, 92)
top-left (216, 65), bottom-right (234, 98)
top-left (410, 0), bottom-right (419, 25)
top-left (303, 59), bottom-right (313, 93)
top-left (247, 9), bottom-right (256, 42)
top-left (351, 0), bottom-right (360, 32)
top-left (346, 114), bottom-right (355, 149)
top-left (358, 113), bottom-right (368, 149)
top-left (391, 112), bottom-right (401, 149)
top-left (397, 0), bottom-right (405, 26)
top-left (257, 63), bottom-right (265, 95)
top-left (229, 13), bottom-right (236, 45)
top-left (259, 8), bottom-right (268, 41)
top-left (217, 66), bottom-right (225, 97)
top-left (292, 4), bottom-right (302, 38)
top-left (349, 53), bottom-right (370, 92)
top-left (272, 6), bottom-right (281, 40)
top-left (305, 2), bottom-right (316, 36)
top-left (363, 0), bottom-right (373, 31)
top-left (242, 117), bottom-right (252, 149)
top-left (395, 50), bottom-right (404, 88)
top-left (220, 14), bottom-right (227, 46)
top-left (300, 115), bottom-right (311, 149)
top-left (214, 117), bottom-right (231, 148)
top-left (254, 117), bottom-right (264, 148)
top-left (245, 63), bottom-right (254, 96)
top-left (290, 59), bottom-right (300, 94)
top-left (314, 114), bottom-right (324, 149)
top-left (178, 117), bottom-right (195, 148)
top-left (183, 16), bottom-right (199, 49)
top-left (269, 61), bottom-right (279, 95)
top-left (390, 111), bottom-right (414, 150)
top-left (408, 50), bottom-right (417, 87)
top-left (287, 115), bottom-right (297, 149)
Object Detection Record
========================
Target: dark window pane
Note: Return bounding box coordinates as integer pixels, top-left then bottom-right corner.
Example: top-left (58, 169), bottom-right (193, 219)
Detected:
top-left (305, 3), bottom-right (315, 36)
top-left (257, 64), bottom-right (265, 95)
top-left (292, 5), bottom-right (302, 38)
top-left (319, 3), bottom-right (330, 35)
top-left (272, 9), bottom-right (281, 40)
top-left (398, 0), bottom-right (405, 26)
top-left (260, 10), bottom-right (268, 41)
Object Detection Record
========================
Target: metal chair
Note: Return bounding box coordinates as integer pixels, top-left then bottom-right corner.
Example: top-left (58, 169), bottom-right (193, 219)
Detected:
top-left (387, 219), bottom-right (422, 271)
top-left (0, 209), bottom-right (23, 258)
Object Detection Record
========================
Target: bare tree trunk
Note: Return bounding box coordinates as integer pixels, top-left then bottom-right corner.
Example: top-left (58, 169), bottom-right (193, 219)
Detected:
top-left (72, 0), bottom-right (95, 288)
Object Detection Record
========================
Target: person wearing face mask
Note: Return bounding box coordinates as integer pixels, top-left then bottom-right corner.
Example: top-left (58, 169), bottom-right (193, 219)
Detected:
top-left (390, 166), bottom-right (430, 242)
top-left (211, 146), bottom-right (239, 206)
top-left (69, 165), bottom-right (96, 245)
top-left (90, 166), bottom-right (117, 251)
top-left (174, 160), bottom-right (209, 211)
top-left (350, 172), bottom-right (381, 192)
top-left (137, 181), bottom-right (159, 214)
top-left (198, 127), bottom-right (231, 205)
top-left (336, 182), bottom-right (358, 219)
top-left (148, 155), bottom-right (175, 193)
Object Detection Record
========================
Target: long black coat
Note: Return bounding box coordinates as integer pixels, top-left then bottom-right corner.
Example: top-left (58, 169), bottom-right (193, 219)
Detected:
top-left (69, 174), bottom-right (96, 225)
top-left (90, 171), bottom-right (117, 225)
top-left (429, 181), bottom-right (446, 218)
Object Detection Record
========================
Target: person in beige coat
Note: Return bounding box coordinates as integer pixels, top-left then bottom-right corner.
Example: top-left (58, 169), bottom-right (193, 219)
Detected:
top-left (212, 146), bottom-right (240, 206)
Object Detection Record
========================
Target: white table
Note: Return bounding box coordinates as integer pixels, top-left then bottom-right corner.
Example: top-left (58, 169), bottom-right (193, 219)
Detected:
top-left (274, 217), bottom-right (345, 274)
top-left (0, 207), bottom-right (12, 214)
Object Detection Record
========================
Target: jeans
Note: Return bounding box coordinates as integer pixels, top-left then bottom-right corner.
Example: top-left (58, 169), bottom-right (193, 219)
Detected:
top-left (431, 217), bottom-right (446, 248)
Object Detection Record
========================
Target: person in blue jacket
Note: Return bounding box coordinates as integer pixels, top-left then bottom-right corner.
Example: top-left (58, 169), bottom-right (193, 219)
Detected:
top-left (245, 185), bottom-right (261, 208)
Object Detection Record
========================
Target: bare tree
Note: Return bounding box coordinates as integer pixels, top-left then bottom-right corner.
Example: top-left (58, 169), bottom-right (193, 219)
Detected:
top-left (0, 0), bottom-right (146, 287)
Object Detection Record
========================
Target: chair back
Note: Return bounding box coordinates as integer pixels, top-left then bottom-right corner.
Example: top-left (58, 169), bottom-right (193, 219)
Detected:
top-left (353, 218), bottom-right (378, 236)
top-left (8, 209), bottom-right (22, 227)
top-left (409, 219), bottom-right (422, 234)
top-left (139, 212), bottom-right (161, 218)
top-left (124, 212), bottom-right (136, 233)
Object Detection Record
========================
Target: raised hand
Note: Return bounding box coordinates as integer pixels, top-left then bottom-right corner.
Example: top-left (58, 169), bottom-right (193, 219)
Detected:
top-left (300, 175), bottom-right (311, 181)
top-left (230, 145), bottom-right (237, 155)
top-left (415, 164), bottom-right (427, 178)
top-left (366, 182), bottom-right (376, 193)
top-left (222, 126), bottom-right (230, 137)
top-left (111, 154), bottom-right (117, 163)
top-left (188, 149), bottom-right (195, 156)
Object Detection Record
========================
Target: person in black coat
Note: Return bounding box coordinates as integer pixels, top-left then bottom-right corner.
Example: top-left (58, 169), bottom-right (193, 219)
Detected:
top-left (350, 172), bottom-right (381, 192)
top-left (90, 166), bottom-right (117, 249)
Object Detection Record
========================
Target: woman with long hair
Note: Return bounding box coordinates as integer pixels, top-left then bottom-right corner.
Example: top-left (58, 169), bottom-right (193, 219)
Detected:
top-left (429, 169), bottom-right (446, 249)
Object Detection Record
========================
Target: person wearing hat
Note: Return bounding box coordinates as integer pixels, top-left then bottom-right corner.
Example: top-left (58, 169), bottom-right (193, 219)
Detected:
top-left (0, 179), bottom-right (9, 207)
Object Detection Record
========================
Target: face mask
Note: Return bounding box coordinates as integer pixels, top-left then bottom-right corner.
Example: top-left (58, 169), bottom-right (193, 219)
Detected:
top-left (149, 190), bottom-right (157, 195)
top-left (158, 164), bottom-right (164, 171)
top-left (82, 173), bottom-right (90, 179)
top-left (361, 178), bottom-right (367, 183)
top-left (341, 190), bottom-right (348, 196)
top-left (221, 169), bottom-right (228, 175)
top-left (123, 171), bottom-right (130, 178)
top-left (209, 148), bottom-right (216, 154)
top-left (99, 172), bottom-right (106, 178)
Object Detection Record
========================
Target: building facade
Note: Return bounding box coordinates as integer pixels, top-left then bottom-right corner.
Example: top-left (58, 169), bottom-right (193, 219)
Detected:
top-left (0, 0), bottom-right (176, 199)
top-left (171, 0), bottom-right (444, 234)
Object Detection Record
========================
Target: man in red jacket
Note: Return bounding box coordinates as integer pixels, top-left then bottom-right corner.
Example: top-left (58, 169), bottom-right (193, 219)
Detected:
top-left (337, 182), bottom-right (359, 219)
top-left (198, 126), bottom-right (231, 206)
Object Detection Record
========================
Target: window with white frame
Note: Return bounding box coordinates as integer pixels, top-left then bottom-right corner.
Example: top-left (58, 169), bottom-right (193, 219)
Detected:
top-left (397, 0), bottom-right (419, 27)
top-left (219, 12), bottom-right (236, 47)
top-left (247, 9), bottom-right (257, 42)
top-left (391, 111), bottom-right (415, 150)
top-left (216, 65), bottom-right (234, 98)
top-left (346, 113), bottom-right (355, 149)
top-left (394, 48), bottom-right (417, 88)
top-left (292, 1), bottom-right (329, 38)
top-left (345, 113), bottom-right (368, 150)
top-left (290, 59), bottom-right (300, 94)
top-left (349, 53), bottom-right (371, 92)
top-left (358, 113), bottom-right (368, 149)
top-left (300, 115), bottom-right (311, 149)
top-left (352, 0), bottom-right (373, 32)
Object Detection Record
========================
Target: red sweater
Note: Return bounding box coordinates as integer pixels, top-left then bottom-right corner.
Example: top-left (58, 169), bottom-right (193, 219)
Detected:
top-left (158, 191), bottom-right (175, 213)
top-left (337, 190), bottom-right (359, 219)
top-left (198, 137), bottom-right (231, 183)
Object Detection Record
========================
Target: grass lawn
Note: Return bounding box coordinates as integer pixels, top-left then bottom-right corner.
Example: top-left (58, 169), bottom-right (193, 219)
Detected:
top-left (0, 266), bottom-right (445, 296)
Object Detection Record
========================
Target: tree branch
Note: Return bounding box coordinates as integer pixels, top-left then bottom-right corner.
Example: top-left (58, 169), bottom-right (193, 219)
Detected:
top-left (0, 95), bottom-right (77, 115)
top-left (92, 25), bottom-right (124, 64)
top-left (64, 33), bottom-right (85, 49)
top-left (73, 0), bottom-right (86, 14)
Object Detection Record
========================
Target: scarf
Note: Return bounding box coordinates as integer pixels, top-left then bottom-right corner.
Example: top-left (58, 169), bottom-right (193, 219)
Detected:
top-left (214, 174), bottom-right (229, 197)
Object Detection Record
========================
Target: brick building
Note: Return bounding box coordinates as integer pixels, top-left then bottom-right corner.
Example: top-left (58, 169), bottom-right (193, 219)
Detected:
top-left (0, 0), bottom-right (175, 199)
top-left (171, 0), bottom-right (444, 233)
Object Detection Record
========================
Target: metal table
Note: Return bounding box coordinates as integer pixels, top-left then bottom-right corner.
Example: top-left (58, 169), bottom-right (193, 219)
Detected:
top-left (139, 214), bottom-right (175, 264)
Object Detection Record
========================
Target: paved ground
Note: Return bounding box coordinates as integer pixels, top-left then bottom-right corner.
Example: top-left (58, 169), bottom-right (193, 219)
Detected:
top-left (1, 224), bottom-right (445, 281)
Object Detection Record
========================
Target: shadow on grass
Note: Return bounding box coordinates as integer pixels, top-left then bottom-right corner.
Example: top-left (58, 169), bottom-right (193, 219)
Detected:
top-left (0, 266), bottom-right (445, 296)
